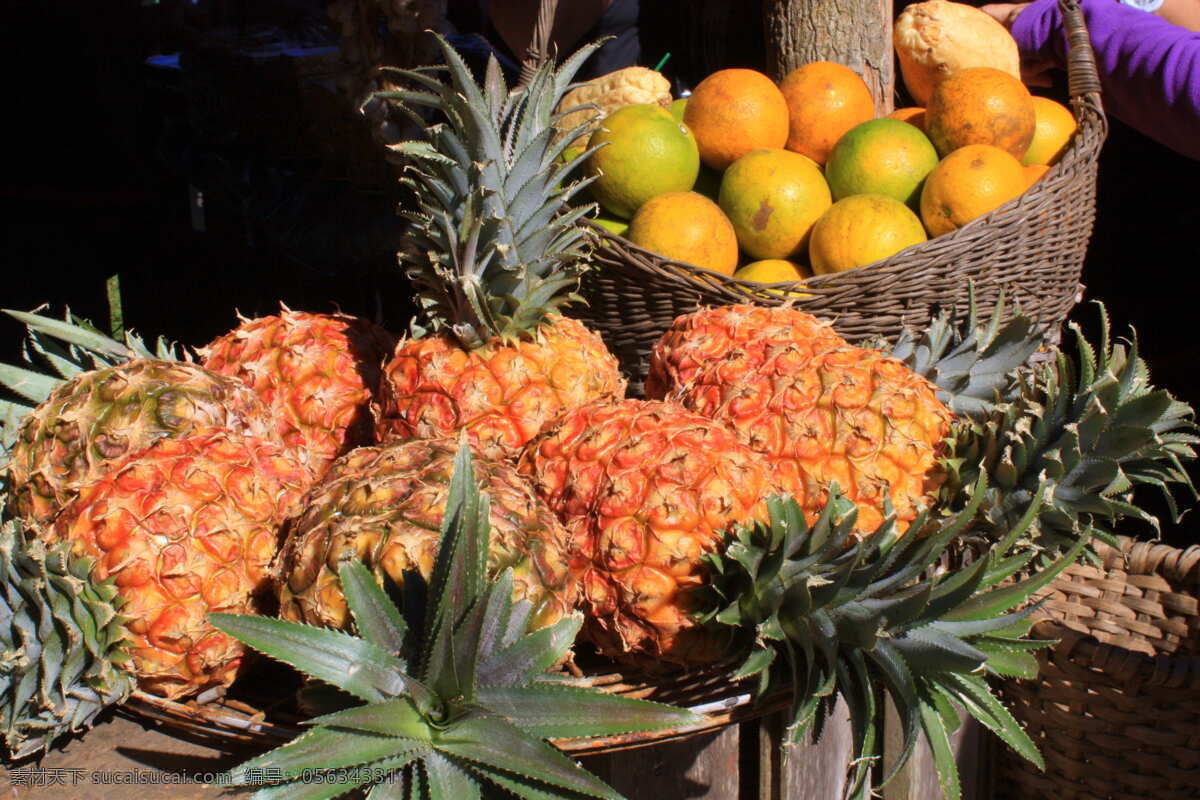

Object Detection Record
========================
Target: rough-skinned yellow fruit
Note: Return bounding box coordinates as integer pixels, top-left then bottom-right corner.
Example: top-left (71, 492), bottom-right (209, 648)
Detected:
top-left (809, 194), bottom-right (928, 273)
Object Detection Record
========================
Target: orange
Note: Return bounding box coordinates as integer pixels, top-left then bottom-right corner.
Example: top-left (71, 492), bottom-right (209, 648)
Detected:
top-left (1023, 97), bottom-right (1077, 166)
top-left (809, 194), bottom-right (928, 273)
top-left (718, 148), bottom-right (832, 260)
top-left (925, 67), bottom-right (1036, 159)
top-left (1023, 163), bottom-right (1051, 188)
top-left (684, 69), bottom-right (790, 170)
top-left (887, 106), bottom-right (927, 132)
top-left (824, 118), bottom-right (939, 207)
top-left (920, 144), bottom-right (1027, 237)
top-left (626, 191), bottom-right (739, 274)
top-left (586, 103), bottom-right (700, 219)
top-left (733, 259), bottom-right (811, 297)
top-left (779, 61), bottom-right (876, 165)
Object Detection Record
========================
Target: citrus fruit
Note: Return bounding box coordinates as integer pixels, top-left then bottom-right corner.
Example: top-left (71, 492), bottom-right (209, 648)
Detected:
top-left (887, 106), bottom-right (927, 132)
top-left (670, 97), bottom-right (689, 121)
top-left (809, 194), bottom-right (928, 274)
top-left (683, 69), bottom-right (790, 170)
top-left (593, 216), bottom-right (630, 236)
top-left (919, 144), bottom-right (1026, 236)
top-left (1023, 163), bottom-right (1050, 188)
top-left (925, 66), bottom-right (1036, 159)
top-left (718, 148), bottom-right (832, 260)
top-left (779, 61), bottom-right (876, 165)
top-left (824, 118), bottom-right (939, 207)
top-left (585, 103), bottom-right (700, 219)
top-left (626, 191), bottom-right (739, 274)
top-left (1023, 97), bottom-right (1077, 166)
top-left (733, 259), bottom-right (810, 297)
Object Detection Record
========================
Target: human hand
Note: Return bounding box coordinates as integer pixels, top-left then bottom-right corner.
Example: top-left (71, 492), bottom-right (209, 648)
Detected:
top-left (979, 2), bottom-right (1056, 87)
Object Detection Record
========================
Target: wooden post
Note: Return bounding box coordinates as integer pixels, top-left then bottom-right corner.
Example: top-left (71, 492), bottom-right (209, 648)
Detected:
top-left (580, 726), bottom-right (741, 799)
top-left (759, 698), bottom-right (857, 799)
top-left (761, 0), bottom-right (895, 114)
top-left (882, 698), bottom-right (994, 800)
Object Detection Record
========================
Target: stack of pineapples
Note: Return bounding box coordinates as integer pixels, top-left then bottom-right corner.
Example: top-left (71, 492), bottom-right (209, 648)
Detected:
top-left (1, 35), bottom-right (1196, 800)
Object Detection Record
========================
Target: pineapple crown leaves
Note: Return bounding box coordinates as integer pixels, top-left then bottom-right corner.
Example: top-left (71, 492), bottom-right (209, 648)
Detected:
top-left (699, 484), bottom-right (1087, 800)
top-left (1, 518), bottom-right (134, 762)
top-left (0, 307), bottom-right (185, 466)
top-left (941, 302), bottom-right (1199, 555)
top-left (886, 292), bottom-right (1043, 417)
top-left (209, 441), bottom-right (699, 800)
top-left (368, 33), bottom-right (605, 348)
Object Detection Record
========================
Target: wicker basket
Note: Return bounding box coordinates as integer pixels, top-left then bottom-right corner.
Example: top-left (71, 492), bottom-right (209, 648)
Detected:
top-left (997, 536), bottom-right (1200, 799)
top-left (569, 0), bottom-right (1107, 392)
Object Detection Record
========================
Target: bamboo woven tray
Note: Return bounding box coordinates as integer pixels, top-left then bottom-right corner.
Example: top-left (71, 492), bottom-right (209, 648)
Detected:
top-left (118, 652), bottom-right (787, 756)
top-left (569, 0), bottom-right (1107, 393)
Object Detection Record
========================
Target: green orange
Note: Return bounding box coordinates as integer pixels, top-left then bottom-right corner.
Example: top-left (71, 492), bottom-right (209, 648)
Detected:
top-left (585, 103), bottom-right (700, 219)
top-left (809, 194), bottom-right (927, 273)
top-left (824, 118), bottom-right (939, 208)
top-left (718, 148), bottom-right (831, 260)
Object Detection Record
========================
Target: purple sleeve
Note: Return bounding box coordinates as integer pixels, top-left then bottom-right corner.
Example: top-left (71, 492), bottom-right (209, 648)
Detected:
top-left (1011, 0), bottom-right (1200, 159)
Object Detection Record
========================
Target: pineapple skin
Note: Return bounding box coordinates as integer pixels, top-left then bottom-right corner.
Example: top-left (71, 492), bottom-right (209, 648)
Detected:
top-left (645, 305), bottom-right (849, 400)
top-left (276, 438), bottom-right (579, 633)
top-left (651, 307), bottom-right (952, 533)
top-left (198, 309), bottom-right (397, 477)
top-left (48, 430), bottom-right (311, 698)
top-left (521, 399), bottom-right (782, 668)
top-left (5, 359), bottom-right (278, 529)
top-left (373, 314), bottom-right (625, 461)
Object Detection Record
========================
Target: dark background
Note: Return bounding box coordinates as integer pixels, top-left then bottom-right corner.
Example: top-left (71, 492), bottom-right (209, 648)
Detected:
top-left (5, 0), bottom-right (1198, 543)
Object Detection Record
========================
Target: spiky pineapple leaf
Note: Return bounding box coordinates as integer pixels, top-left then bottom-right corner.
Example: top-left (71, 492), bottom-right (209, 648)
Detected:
top-left (216, 440), bottom-right (698, 800)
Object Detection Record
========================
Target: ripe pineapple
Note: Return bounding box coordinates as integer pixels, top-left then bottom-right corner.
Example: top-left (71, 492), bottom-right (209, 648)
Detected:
top-left (369, 35), bottom-right (625, 461)
top-left (647, 304), bottom-right (952, 533)
top-left (198, 308), bottom-right (397, 476)
top-left (276, 437), bottom-right (578, 633)
top-left (521, 398), bottom-right (782, 665)
top-left (45, 430), bottom-right (311, 698)
top-left (5, 358), bottom-right (279, 529)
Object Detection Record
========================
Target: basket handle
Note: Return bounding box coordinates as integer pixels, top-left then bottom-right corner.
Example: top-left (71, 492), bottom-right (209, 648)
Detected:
top-left (518, 0), bottom-right (560, 87)
top-left (1059, 0), bottom-right (1103, 102)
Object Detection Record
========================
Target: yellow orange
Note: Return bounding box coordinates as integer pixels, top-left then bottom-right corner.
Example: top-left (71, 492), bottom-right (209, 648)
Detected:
top-left (887, 106), bottom-right (927, 132)
top-left (683, 69), bottom-right (790, 170)
top-left (1023, 97), bottom-right (1077, 166)
top-left (780, 61), bottom-right (876, 165)
top-left (732, 259), bottom-right (811, 297)
top-left (718, 148), bottom-right (832, 260)
top-left (925, 67), bottom-right (1036, 159)
top-left (1023, 163), bottom-right (1051, 188)
top-left (586, 103), bottom-right (700, 219)
top-left (626, 191), bottom-right (739, 274)
top-left (920, 144), bottom-right (1027, 236)
top-left (809, 194), bottom-right (928, 273)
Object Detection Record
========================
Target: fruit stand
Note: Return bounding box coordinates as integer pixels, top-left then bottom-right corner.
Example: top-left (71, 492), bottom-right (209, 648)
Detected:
top-left (4, 1), bottom-right (1199, 799)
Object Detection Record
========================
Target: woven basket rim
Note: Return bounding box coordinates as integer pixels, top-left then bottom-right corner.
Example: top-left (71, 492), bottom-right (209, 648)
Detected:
top-left (1029, 535), bottom-right (1200, 688)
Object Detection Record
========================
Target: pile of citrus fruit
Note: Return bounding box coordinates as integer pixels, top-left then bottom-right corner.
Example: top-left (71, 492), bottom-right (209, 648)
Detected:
top-left (568, 0), bottom-right (1078, 293)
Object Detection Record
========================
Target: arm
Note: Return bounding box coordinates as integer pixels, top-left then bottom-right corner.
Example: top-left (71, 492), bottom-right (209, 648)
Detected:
top-left (1158, 0), bottom-right (1200, 31)
top-left (986, 0), bottom-right (1200, 159)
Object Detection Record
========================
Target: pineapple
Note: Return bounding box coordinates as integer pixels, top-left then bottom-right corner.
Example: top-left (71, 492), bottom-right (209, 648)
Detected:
top-left (520, 398), bottom-right (782, 665)
top-left (647, 304), bottom-right (953, 533)
top-left (211, 442), bottom-right (699, 799)
top-left (368, 35), bottom-right (625, 461)
top-left (5, 358), bottom-right (279, 529)
top-left (48, 430), bottom-right (310, 697)
top-left (276, 437), bottom-right (578, 634)
top-left (197, 308), bottom-right (397, 477)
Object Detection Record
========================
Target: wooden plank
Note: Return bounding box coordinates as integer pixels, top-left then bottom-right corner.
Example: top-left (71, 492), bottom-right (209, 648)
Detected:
top-left (758, 698), bottom-right (856, 800)
top-left (882, 700), bottom-right (993, 800)
top-left (579, 724), bottom-right (740, 799)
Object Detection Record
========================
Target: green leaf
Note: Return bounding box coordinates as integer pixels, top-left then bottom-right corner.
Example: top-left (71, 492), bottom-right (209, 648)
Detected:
top-left (308, 697), bottom-right (434, 740)
top-left (434, 709), bottom-right (623, 800)
top-left (227, 727), bottom-right (411, 783)
top-left (474, 684), bottom-right (701, 739)
top-left (207, 613), bottom-right (409, 703)
top-left (917, 688), bottom-right (962, 800)
top-left (340, 561), bottom-right (409, 655)
top-left (937, 672), bottom-right (1043, 770)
